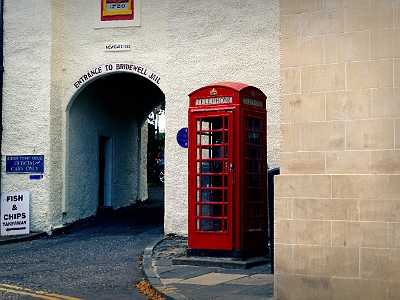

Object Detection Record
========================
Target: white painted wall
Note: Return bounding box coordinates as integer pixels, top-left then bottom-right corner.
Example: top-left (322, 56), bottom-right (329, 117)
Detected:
top-left (2, 0), bottom-right (53, 232)
top-left (55, 0), bottom-right (168, 228)
top-left (164, 0), bottom-right (281, 235)
top-left (1, 0), bottom-right (280, 234)
top-left (65, 82), bottom-right (141, 223)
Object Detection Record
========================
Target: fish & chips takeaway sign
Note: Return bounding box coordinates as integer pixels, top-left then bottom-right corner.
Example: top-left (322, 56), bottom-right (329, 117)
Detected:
top-left (1, 191), bottom-right (30, 236)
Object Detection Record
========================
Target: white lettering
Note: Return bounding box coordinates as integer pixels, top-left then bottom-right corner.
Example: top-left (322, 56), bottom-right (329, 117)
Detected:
top-left (195, 97), bottom-right (233, 106)
top-left (242, 97), bottom-right (263, 107)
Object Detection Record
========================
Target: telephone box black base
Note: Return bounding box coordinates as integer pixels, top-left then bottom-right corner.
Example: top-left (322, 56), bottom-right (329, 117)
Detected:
top-left (186, 247), bottom-right (269, 259)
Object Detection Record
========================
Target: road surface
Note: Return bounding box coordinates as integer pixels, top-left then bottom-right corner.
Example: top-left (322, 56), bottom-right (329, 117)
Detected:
top-left (0, 187), bottom-right (164, 300)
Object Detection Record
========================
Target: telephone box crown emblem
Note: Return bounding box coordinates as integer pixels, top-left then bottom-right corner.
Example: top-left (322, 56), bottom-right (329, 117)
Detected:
top-left (210, 88), bottom-right (217, 96)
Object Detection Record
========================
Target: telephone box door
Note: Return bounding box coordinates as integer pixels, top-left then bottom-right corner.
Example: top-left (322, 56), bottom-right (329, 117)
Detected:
top-left (188, 110), bottom-right (234, 250)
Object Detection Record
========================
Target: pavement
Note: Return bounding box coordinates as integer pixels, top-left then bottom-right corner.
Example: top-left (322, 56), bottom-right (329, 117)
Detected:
top-left (0, 184), bottom-right (274, 300)
top-left (1, 232), bottom-right (274, 300)
top-left (142, 235), bottom-right (275, 300)
top-left (0, 232), bottom-right (274, 300)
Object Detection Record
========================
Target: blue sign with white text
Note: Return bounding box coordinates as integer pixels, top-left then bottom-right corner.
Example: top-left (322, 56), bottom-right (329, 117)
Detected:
top-left (6, 155), bottom-right (44, 173)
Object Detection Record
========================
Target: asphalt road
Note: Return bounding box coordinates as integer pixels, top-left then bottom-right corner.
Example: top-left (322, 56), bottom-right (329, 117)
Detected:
top-left (0, 186), bottom-right (165, 300)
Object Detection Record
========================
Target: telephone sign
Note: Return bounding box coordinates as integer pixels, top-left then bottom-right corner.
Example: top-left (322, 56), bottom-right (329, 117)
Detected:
top-left (1, 191), bottom-right (30, 236)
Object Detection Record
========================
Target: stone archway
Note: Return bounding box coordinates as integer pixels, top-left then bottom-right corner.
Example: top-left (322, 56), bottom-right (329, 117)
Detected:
top-left (63, 72), bottom-right (165, 224)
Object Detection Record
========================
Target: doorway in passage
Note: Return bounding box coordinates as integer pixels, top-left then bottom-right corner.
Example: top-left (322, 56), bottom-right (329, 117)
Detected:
top-left (99, 136), bottom-right (112, 207)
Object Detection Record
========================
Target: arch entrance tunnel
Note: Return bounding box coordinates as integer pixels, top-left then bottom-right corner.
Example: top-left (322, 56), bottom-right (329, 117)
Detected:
top-left (67, 73), bottom-right (165, 219)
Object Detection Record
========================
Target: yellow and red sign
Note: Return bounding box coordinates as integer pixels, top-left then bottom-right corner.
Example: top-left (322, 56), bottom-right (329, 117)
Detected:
top-left (101, 0), bottom-right (133, 21)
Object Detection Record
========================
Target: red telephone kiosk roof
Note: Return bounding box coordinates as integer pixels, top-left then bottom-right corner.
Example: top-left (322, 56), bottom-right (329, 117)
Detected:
top-left (189, 82), bottom-right (267, 109)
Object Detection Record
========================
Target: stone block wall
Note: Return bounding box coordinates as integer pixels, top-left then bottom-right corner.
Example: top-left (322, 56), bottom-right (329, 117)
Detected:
top-left (275, 0), bottom-right (400, 298)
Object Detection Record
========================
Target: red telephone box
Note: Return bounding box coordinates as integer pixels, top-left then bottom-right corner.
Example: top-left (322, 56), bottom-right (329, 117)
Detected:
top-left (187, 82), bottom-right (268, 258)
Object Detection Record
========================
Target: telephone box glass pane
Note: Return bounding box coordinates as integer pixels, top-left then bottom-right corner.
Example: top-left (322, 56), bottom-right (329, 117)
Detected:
top-left (202, 204), bottom-right (222, 216)
top-left (248, 174), bottom-right (261, 187)
top-left (201, 147), bottom-right (212, 159)
top-left (197, 119), bottom-right (201, 131)
top-left (201, 175), bottom-right (223, 187)
top-left (247, 160), bottom-right (261, 173)
top-left (247, 117), bottom-right (261, 131)
top-left (247, 218), bottom-right (262, 231)
top-left (247, 203), bottom-right (262, 216)
top-left (247, 189), bottom-right (261, 202)
top-left (247, 132), bottom-right (260, 144)
top-left (201, 161), bottom-right (212, 173)
top-left (213, 133), bottom-right (223, 144)
top-left (201, 117), bottom-right (224, 130)
top-left (248, 146), bottom-right (260, 159)
top-left (198, 132), bottom-right (228, 145)
top-left (201, 219), bottom-right (222, 232)
top-left (202, 190), bottom-right (211, 201)
top-left (201, 189), bottom-right (223, 202)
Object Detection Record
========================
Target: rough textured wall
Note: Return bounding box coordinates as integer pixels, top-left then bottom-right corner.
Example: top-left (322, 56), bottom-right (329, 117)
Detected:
top-left (2, 0), bottom-right (53, 232)
top-left (1, 0), bottom-right (282, 235)
top-left (1, 0), bottom-right (168, 232)
top-left (49, 0), bottom-right (67, 231)
top-left (60, 0), bottom-right (168, 101)
top-left (56, 0), bottom-right (168, 228)
top-left (164, 0), bottom-right (281, 235)
top-left (65, 84), bottom-right (141, 223)
top-left (275, 0), bottom-right (400, 298)
top-left (140, 123), bottom-right (149, 201)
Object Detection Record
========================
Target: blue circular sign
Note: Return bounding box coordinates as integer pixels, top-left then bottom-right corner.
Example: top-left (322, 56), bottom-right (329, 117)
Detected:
top-left (176, 127), bottom-right (188, 148)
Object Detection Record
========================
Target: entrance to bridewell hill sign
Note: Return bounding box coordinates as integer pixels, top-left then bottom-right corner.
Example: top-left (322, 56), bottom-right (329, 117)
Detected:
top-left (187, 82), bottom-right (268, 258)
top-left (65, 70), bottom-right (165, 221)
